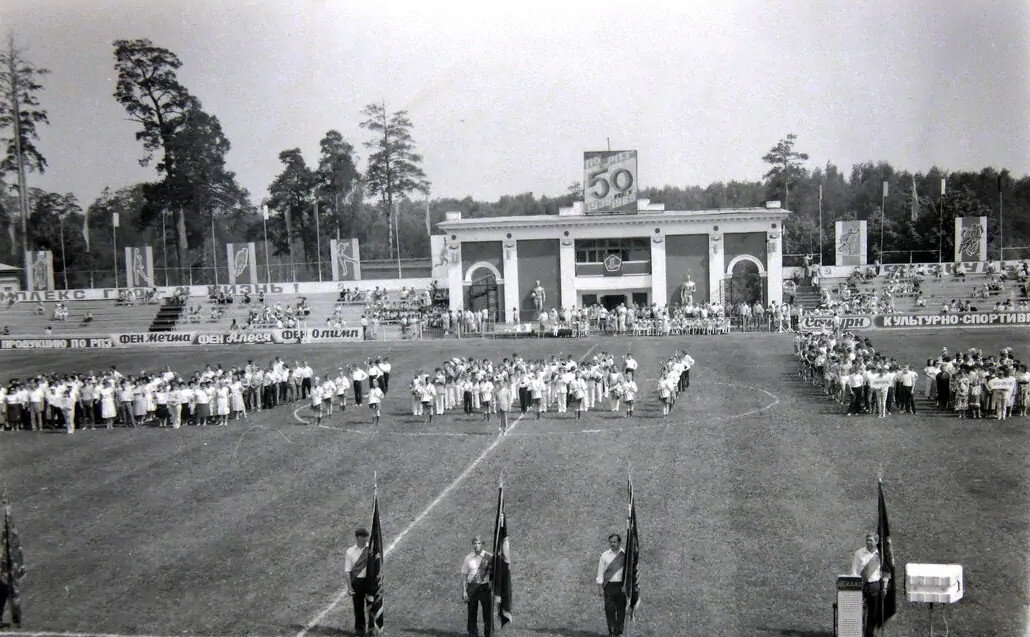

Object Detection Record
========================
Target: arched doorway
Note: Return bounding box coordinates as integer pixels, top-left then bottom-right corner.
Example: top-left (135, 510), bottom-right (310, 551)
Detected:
top-left (724, 258), bottom-right (766, 307)
top-left (464, 264), bottom-right (502, 322)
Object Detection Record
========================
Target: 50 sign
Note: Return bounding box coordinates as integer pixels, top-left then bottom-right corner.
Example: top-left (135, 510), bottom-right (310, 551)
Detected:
top-left (583, 150), bottom-right (638, 213)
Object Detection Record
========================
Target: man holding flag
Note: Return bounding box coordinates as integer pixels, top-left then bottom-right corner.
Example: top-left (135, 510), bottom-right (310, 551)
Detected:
top-left (597, 477), bottom-right (640, 637)
top-left (344, 526), bottom-right (373, 636)
top-left (461, 535), bottom-right (493, 637)
top-left (596, 533), bottom-right (626, 636)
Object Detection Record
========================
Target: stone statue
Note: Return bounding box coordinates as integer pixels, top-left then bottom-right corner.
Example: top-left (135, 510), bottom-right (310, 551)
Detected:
top-left (680, 275), bottom-right (696, 305)
top-left (531, 280), bottom-right (546, 311)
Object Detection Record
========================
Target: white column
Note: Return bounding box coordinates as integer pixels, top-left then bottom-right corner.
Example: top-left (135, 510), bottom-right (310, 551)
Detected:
top-left (448, 241), bottom-right (463, 312)
top-left (559, 238), bottom-right (576, 309)
top-left (503, 240), bottom-right (520, 323)
top-left (708, 232), bottom-right (724, 304)
top-left (767, 230), bottom-right (783, 304)
top-left (650, 237), bottom-right (667, 306)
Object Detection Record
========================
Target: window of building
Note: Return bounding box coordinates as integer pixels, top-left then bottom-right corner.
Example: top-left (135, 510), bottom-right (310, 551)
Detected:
top-left (574, 238), bottom-right (650, 263)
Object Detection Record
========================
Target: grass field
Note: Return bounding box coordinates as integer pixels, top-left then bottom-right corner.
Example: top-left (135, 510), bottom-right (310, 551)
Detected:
top-left (0, 328), bottom-right (1028, 637)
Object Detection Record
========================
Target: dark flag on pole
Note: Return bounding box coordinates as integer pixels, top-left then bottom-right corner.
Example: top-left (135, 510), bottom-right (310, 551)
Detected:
top-left (623, 477), bottom-right (641, 620)
top-left (910, 175), bottom-right (919, 222)
top-left (491, 482), bottom-right (512, 627)
top-left (1, 492), bottom-right (26, 627)
top-left (876, 479), bottom-right (897, 627)
top-left (367, 478), bottom-right (384, 634)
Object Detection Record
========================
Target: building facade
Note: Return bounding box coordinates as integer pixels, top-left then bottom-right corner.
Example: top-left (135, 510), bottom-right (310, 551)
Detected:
top-left (437, 199), bottom-right (789, 323)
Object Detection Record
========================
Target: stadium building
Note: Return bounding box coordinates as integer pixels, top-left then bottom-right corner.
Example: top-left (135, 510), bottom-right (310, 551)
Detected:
top-left (438, 154), bottom-right (789, 323)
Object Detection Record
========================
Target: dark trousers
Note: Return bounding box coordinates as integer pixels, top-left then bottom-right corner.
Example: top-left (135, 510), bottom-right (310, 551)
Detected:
top-left (862, 581), bottom-right (883, 637)
top-left (518, 387), bottom-right (529, 413)
top-left (351, 576), bottom-right (369, 635)
top-left (603, 581), bottom-right (626, 636)
top-left (899, 385), bottom-right (917, 413)
top-left (847, 388), bottom-right (863, 415)
top-left (463, 391), bottom-right (473, 414)
top-left (466, 583), bottom-right (491, 636)
top-left (382, 372), bottom-right (390, 393)
top-left (301, 377), bottom-right (312, 399)
top-left (353, 381), bottom-right (364, 405)
top-left (0, 580), bottom-right (22, 626)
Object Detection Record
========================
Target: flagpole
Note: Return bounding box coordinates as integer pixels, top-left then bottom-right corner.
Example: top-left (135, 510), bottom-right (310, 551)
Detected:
top-left (998, 179), bottom-right (1004, 263)
top-left (880, 181), bottom-right (886, 264)
top-left (262, 205), bottom-right (272, 284)
top-left (394, 202), bottom-right (402, 279)
top-left (314, 196), bottom-right (323, 282)
top-left (112, 215), bottom-right (119, 289)
top-left (937, 178), bottom-right (945, 264)
top-left (211, 213), bottom-right (219, 286)
top-left (818, 185), bottom-right (823, 267)
top-left (161, 211), bottom-right (169, 287)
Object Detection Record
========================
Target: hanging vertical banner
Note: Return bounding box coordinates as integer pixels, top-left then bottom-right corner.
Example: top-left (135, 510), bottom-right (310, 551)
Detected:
top-left (124, 246), bottom-right (155, 288)
top-left (24, 250), bottom-right (55, 292)
top-left (430, 235), bottom-right (449, 281)
top-left (954, 216), bottom-right (987, 263)
top-left (226, 242), bottom-right (258, 285)
top-left (330, 238), bottom-right (361, 281)
top-left (834, 220), bottom-right (867, 266)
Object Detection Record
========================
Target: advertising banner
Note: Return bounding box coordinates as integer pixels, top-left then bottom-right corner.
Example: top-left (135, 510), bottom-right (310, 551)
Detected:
top-left (226, 242), bottom-right (258, 285)
top-left (23, 250), bottom-right (55, 292)
top-left (0, 336), bottom-right (116, 350)
top-left (584, 150), bottom-right (638, 213)
top-left (330, 238), bottom-right (361, 281)
top-left (876, 312), bottom-right (1030, 329)
top-left (954, 216), bottom-right (988, 263)
top-left (798, 315), bottom-right (874, 331)
top-left (124, 246), bottom-right (155, 288)
top-left (834, 220), bottom-right (867, 266)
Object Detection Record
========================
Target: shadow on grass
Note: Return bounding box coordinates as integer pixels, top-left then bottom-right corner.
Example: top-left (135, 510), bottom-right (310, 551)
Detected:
top-left (401, 628), bottom-right (463, 637)
top-left (521, 627), bottom-right (608, 637)
top-left (285, 624), bottom-right (352, 637)
top-left (756, 626), bottom-right (834, 637)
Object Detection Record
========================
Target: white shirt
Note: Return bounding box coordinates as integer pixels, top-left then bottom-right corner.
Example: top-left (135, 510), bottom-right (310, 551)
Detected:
top-left (596, 548), bottom-right (625, 583)
top-left (343, 544), bottom-right (368, 585)
top-left (851, 546), bottom-right (881, 583)
top-left (462, 550), bottom-right (492, 585)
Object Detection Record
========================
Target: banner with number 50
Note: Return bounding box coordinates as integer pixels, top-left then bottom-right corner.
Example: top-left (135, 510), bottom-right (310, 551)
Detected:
top-left (583, 150), bottom-right (638, 213)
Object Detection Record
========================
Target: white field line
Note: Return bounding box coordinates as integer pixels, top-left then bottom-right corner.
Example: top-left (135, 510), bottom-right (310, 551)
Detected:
top-left (292, 344), bottom-right (598, 637)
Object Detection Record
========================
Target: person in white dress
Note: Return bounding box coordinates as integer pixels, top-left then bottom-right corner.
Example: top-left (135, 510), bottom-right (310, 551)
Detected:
top-left (100, 381), bottom-right (117, 428)
top-left (230, 377), bottom-right (246, 420)
top-left (215, 381), bottom-right (231, 425)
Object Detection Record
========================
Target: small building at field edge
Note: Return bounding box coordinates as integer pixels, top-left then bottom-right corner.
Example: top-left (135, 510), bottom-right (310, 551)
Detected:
top-left (437, 198), bottom-right (790, 323)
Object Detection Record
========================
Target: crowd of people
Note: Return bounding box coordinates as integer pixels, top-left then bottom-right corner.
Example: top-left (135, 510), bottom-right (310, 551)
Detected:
top-left (399, 349), bottom-right (696, 430)
top-left (795, 330), bottom-right (1029, 419)
top-left (1, 348), bottom-right (701, 435)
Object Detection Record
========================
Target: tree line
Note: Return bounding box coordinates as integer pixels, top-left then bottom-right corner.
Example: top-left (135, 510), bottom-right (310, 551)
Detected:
top-left (0, 39), bottom-right (1027, 289)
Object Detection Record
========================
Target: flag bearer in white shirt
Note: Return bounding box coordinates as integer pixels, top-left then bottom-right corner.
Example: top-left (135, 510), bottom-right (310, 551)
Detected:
top-left (596, 533), bottom-right (627, 637)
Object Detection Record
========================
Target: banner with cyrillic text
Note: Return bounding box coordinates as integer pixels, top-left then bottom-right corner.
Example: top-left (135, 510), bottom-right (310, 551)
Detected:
top-left (876, 312), bottom-right (1029, 329)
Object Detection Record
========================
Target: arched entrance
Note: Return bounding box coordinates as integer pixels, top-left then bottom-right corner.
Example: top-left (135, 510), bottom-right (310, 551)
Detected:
top-left (464, 262), bottom-right (503, 322)
top-left (723, 256), bottom-right (766, 307)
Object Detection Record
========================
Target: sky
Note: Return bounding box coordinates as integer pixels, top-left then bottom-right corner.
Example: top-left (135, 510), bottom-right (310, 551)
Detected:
top-left (1, 0), bottom-right (1028, 209)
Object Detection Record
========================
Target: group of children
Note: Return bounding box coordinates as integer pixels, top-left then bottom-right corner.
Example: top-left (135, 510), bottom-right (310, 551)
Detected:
top-left (398, 349), bottom-right (696, 432)
top-left (1, 356), bottom-right (398, 434)
top-left (795, 330), bottom-right (1029, 420)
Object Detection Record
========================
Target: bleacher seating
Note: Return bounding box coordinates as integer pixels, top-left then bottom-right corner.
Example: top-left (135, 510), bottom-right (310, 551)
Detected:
top-left (0, 299), bottom-right (162, 335)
